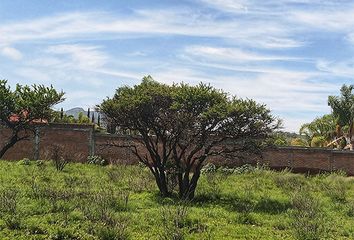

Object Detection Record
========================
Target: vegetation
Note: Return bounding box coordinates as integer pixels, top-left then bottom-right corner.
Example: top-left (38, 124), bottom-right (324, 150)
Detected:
top-left (328, 84), bottom-right (354, 149)
top-left (0, 161), bottom-right (353, 239)
top-left (99, 76), bottom-right (279, 199)
top-left (51, 111), bottom-right (91, 124)
top-left (299, 114), bottom-right (336, 147)
top-left (0, 80), bottom-right (64, 158)
top-left (299, 84), bottom-right (354, 149)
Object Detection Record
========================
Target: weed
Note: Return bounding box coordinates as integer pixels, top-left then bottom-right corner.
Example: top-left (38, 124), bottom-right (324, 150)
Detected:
top-left (51, 145), bottom-right (69, 171)
top-left (159, 202), bottom-right (189, 240)
top-left (290, 189), bottom-right (329, 240)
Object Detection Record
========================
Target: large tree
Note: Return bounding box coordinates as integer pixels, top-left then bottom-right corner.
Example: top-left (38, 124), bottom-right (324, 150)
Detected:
top-left (0, 80), bottom-right (64, 158)
top-left (99, 76), bottom-right (279, 199)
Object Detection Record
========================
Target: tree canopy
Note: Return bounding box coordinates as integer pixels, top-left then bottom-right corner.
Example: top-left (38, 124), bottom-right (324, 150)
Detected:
top-left (0, 80), bottom-right (64, 158)
top-left (99, 76), bottom-right (279, 199)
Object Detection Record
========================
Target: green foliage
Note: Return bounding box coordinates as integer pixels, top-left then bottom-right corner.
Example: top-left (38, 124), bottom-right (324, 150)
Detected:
top-left (0, 80), bottom-right (64, 157)
top-left (290, 138), bottom-right (308, 147)
top-left (99, 76), bottom-right (279, 199)
top-left (328, 85), bottom-right (354, 128)
top-left (310, 136), bottom-right (326, 147)
top-left (51, 111), bottom-right (92, 124)
top-left (19, 158), bottom-right (31, 165)
top-left (328, 85), bottom-right (354, 149)
top-left (300, 114), bottom-right (336, 147)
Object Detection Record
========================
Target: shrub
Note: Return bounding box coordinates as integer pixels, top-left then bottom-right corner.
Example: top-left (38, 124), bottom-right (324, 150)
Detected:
top-left (18, 158), bottom-right (31, 165)
top-left (159, 203), bottom-right (189, 240)
top-left (290, 138), bottom-right (308, 147)
top-left (198, 172), bottom-right (224, 200)
top-left (233, 164), bottom-right (256, 174)
top-left (323, 174), bottom-right (349, 203)
top-left (274, 171), bottom-right (306, 192)
top-left (0, 188), bottom-right (21, 229)
top-left (50, 145), bottom-right (70, 171)
top-left (201, 163), bottom-right (217, 174)
top-left (290, 190), bottom-right (328, 240)
top-left (346, 200), bottom-right (354, 217)
top-left (87, 155), bottom-right (108, 166)
top-left (36, 160), bottom-right (44, 166)
top-left (96, 217), bottom-right (129, 240)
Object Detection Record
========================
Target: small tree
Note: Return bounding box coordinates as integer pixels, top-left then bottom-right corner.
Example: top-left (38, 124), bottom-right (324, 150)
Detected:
top-left (99, 76), bottom-right (279, 199)
top-left (0, 80), bottom-right (64, 158)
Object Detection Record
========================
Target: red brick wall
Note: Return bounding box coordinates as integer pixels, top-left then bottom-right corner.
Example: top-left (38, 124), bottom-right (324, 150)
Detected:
top-left (2, 125), bottom-right (354, 175)
top-left (260, 147), bottom-right (354, 175)
top-left (0, 124), bottom-right (93, 162)
top-left (94, 134), bottom-right (140, 164)
top-left (0, 127), bottom-right (35, 160)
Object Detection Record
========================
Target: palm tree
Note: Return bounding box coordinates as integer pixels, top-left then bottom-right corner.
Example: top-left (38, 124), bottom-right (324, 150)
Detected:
top-left (328, 85), bottom-right (354, 150)
top-left (300, 114), bottom-right (336, 147)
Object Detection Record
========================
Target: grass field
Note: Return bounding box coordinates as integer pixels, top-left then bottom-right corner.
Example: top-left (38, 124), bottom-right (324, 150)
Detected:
top-left (0, 160), bottom-right (353, 239)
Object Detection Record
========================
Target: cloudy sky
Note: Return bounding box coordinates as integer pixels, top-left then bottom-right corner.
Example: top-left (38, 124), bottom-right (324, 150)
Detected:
top-left (1, 0), bottom-right (353, 132)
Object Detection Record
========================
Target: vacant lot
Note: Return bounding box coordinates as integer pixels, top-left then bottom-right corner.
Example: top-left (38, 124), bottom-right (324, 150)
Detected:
top-left (0, 160), bottom-right (353, 239)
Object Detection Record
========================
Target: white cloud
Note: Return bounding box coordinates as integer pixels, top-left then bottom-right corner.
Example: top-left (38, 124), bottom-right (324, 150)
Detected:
top-left (199, 0), bottom-right (249, 12)
top-left (316, 59), bottom-right (354, 77)
top-left (1, 46), bottom-right (23, 60)
top-left (46, 44), bottom-right (108, 69)
top-left (185, 45), bottom-right (300, 62)
top-left (0, 9), bottom-right (303, 49)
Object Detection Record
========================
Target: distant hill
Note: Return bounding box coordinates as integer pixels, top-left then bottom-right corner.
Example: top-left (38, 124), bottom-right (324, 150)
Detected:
top-left (65, 107), bottom-right (85, 118)
top-left (65, 107), bottom-right (100, 123)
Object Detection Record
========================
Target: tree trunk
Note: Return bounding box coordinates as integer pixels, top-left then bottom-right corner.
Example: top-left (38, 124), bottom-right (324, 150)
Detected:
top-left (0, 133), bottom-right (19, 159)
top-left (152, 168), bottom-right (170, 197)
top-left (178, 168), bottom-right (202, 200)
top-left (186, 169), bottom-right (201, 200)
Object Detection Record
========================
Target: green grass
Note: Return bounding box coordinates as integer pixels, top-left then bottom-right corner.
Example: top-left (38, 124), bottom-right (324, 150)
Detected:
top-left (0, 160), bottom-right (353, 239)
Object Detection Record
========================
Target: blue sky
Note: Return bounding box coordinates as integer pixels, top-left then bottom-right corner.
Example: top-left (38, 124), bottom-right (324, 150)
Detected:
top-left (1, 0), bottom-right (354, 132)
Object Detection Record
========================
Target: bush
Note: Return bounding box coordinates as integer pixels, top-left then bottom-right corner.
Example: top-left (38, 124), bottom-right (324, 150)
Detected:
top-left (87, 155), bottom-right (108, 166)
top-left (322, 174), bottom-right (349, 203)
top-left (233, 164), bottom-right (256, 174)
top-left (201, 163), bottom-right (217, 174)
top-left (274, 171), bottom-right (306, 192)
top-left (0, 188), bottom-right (21, 229)
top-left (290, 190), bottom-right (328, 240)
top-left (50, 145), bottom-right (69, 171)
top-left (159, 203), bottom-right (189, 240)
top-left (18, 158), bottom-right (31, 165)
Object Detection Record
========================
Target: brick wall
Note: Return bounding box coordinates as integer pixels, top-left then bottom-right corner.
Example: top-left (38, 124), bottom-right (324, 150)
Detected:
top-left (0, 124), bottom-right (93, 162)
top-left (260, 147), bottom-right (354, 175)
top-left (2, 124), bottom-right (354, 175)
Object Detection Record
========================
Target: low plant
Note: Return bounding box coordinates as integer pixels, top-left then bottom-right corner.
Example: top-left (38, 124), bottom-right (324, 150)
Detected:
top-left (201, 163), bottom-right (217, 174)
top-left (323, 173), bottom-right (349, 203)
top-left (50, 145), bottom-right (69, 171)
top-left (290, 189), bottom-right (328, 240)
top-left (18, 158), bottom-right (31, 165)
top-left (0, 188), bottom-right (21, 229)
top-left (87, 155), bottom-right (108, 166)
top-left (159, 202), bottom-right (189, 240)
